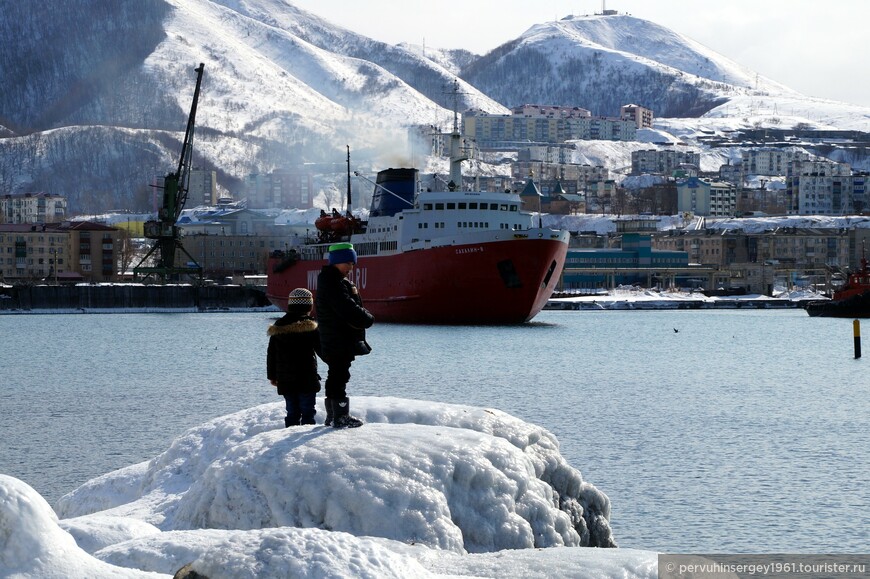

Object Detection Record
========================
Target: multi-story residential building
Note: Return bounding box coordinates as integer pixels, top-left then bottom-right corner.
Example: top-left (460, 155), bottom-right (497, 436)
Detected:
top-left (631, 149), bottom-right (701, 176)
top-left (519, 144), bottom-right (578, 165)
top-left (461, 110), bottom-right (511, 147)
top-left (620, 104), bottom-right (654, 129)
top-left (0, 224), bottom-right (67, 282)
top-left (245, 169), bottom-right (314, 210)
top-left (676, 177), bottom-right (738, 217)
top-left (571, 164), bottom-right (611, 184)
top-left (584, 116), bottom-right (637, 141)
top-left (1, 193), bottom-right (67, 224)
top-left (786, 159), bottom-right (854, 214)
top-left (511, 105), bottom-right (592, 143)
top-left (188, 168), bottom-right (218, 206)
top-left (462, 105), bottom-right (637, 148)
top-left (741, 148), bottom-right (811, 176)
top-left (0, 221), bottom-right (121, 283)
top-left (462, 106), bottom-right (588, 147)
top-left (718, 162), bottom-right (744, 185)
top-left (64, 222), bottom-right (120, 282)
top-left (512, 160), bottom-right (609, 189)
top-left (655, 229), bottom-right (746, 267)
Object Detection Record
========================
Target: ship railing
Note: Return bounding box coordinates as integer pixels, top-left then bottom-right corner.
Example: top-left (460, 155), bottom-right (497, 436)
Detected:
top-left (297, 245), bottom-right (328, 261)
top-left (354, 241), bottom-right (379, 257)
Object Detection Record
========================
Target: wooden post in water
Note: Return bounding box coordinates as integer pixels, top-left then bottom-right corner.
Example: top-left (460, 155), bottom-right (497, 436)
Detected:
top-left (855, 320), bottom-right (862, 359)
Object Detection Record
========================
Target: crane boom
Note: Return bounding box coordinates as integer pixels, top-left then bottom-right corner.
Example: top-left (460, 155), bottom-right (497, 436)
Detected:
top-left (173, 62), bottom-right (204, 221)
top-left (134, 63), bottom-right (205, 282)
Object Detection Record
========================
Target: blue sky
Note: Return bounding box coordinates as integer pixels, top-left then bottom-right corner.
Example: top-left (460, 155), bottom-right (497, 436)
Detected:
top-left (291, 0), bottom-right (870, 108)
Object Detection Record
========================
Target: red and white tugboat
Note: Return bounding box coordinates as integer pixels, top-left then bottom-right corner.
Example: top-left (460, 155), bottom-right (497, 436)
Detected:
top-left (806, 246), bottom-right (870, 318)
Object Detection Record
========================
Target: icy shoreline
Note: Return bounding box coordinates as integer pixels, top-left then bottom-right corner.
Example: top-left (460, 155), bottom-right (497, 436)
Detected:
top-left (547, 287), bottom-right (824, 311)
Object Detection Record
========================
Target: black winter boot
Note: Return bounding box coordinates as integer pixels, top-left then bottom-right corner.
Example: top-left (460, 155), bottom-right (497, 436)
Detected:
top-left (324, 398), bottom-right (334, 427)
top-left (332, 397), bottom-right (363, 429)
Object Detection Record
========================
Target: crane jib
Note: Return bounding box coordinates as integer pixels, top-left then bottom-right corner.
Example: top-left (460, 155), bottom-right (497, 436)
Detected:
top-left (133, 63), bottom-right (205, 283)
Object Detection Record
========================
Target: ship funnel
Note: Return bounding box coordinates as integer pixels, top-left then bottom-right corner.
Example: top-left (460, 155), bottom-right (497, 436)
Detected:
top-left (370, 168), bottom-right (418, 217)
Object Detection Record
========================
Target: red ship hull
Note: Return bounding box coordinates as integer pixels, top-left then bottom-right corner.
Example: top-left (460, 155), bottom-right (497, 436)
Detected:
top-left (267, 237), bottom-right (568, 324)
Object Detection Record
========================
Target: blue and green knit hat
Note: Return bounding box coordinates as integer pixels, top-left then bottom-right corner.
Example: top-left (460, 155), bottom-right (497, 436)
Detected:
top-left (328, 242), bottom-right (357, 265)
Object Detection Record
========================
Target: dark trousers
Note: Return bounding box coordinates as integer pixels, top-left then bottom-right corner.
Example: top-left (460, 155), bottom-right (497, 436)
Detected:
top-left (283, 392), bottom-right (316, 426)
top-left (324, 356), bottom-right (352, 400)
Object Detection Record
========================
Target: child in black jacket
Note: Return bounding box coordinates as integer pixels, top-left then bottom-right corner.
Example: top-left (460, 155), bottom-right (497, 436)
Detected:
top-left (267, 288), bottom-right (322, 426)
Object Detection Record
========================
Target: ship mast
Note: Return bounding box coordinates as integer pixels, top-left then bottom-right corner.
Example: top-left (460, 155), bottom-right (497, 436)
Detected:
top-left (448, 79), bottom-right (467, 191)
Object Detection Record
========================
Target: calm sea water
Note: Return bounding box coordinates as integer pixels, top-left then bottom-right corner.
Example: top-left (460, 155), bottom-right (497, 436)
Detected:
top-left (1, 309), bottom-right (867, 553)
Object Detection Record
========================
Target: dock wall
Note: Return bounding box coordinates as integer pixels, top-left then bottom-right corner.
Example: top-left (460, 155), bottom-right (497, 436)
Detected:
top-left (0, 285), bottom-right (271, 311)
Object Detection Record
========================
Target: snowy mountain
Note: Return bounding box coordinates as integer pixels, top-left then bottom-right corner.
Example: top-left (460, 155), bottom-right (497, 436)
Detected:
top-left (462, 13), bottom-right (869, 129)
top-left (1, 1), bottom-right (869, 213)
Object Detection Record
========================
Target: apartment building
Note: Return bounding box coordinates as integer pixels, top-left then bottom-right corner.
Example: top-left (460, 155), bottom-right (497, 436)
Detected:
top-left (512, 160), bottom-right (609, 186)
top-left (245, 169), bottom-right (314, 210)
top-left (462, 105), bottom-right (638, 148)
top-left (188, 168), bottom-right (218, 206)
top-left (0, 221), bottom-right (121, 283)
top-left (631, 149), bottom-right (701, 176)
top-left (520, 144), bottom-right (578, 165)
top-left (718, 162), bottom-right (744, 185)
top-left (676, 177), bottom-right (738, 217)
top-left (585, 117), bottom-right (637, 141)
top-left (620, 104), bottom-right (654, 129)
top-left (1, 193), bottom-right (67, 224)
top-left (792, 159), bottom-right (861, 214)
top-left (786, 159), bottom-right (857, 215)
top-left (741, 148), bottom-right (811, 176)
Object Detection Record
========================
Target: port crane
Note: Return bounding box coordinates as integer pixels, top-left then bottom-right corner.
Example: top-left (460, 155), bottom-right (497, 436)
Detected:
top-left (133, 63), bottom-right (205, 282)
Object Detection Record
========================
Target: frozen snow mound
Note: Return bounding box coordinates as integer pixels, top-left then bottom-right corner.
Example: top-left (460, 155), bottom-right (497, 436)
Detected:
top-left (57, 397), bottom-right (615, 552)
top-left (0, 475), bottom-right (164, 578)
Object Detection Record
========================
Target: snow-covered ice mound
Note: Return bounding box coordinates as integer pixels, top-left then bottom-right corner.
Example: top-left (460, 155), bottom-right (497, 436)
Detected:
top-left (58, 397), bottom-right (614, 552)
top-left (0, 474), bottom-right (163, 578)
top-left (2, 397), bottom-right (658, 577)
